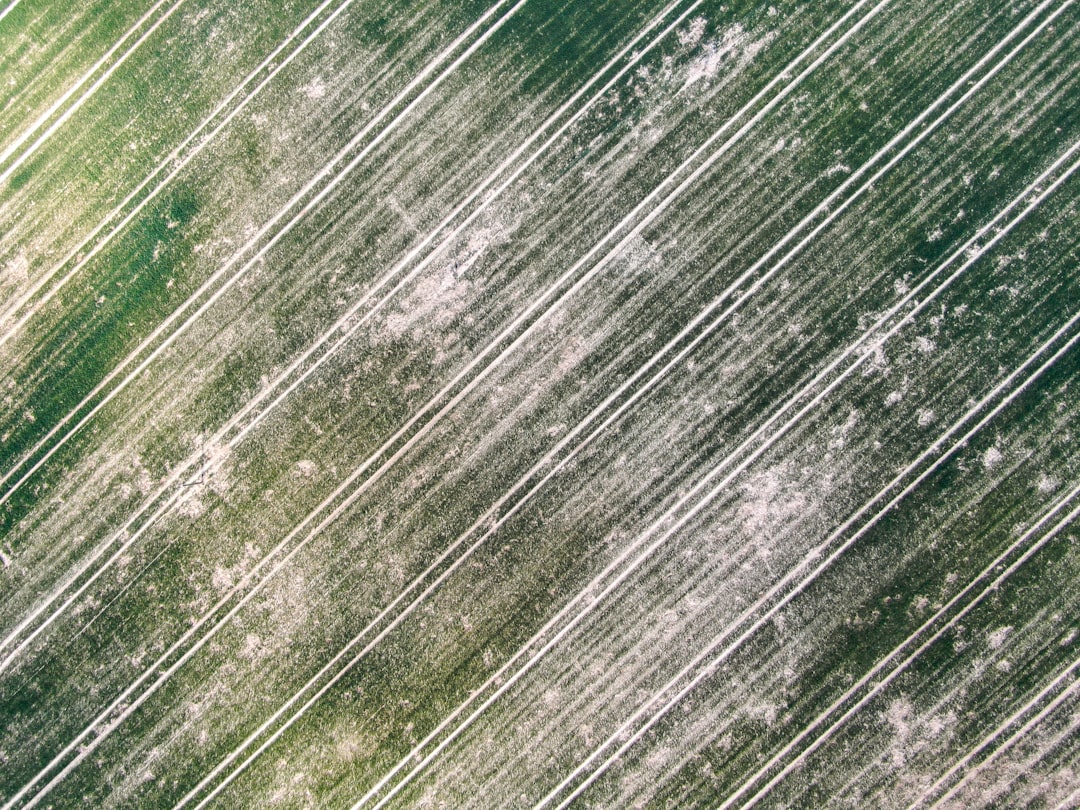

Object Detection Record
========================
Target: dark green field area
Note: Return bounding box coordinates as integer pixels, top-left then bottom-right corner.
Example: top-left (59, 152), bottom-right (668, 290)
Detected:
top-left (0, 0), bottom-right (1078, 807)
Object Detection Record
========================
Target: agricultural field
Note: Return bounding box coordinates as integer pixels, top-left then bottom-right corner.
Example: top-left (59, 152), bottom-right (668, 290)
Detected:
top-left (0, 0), bottom-right (1078, 806)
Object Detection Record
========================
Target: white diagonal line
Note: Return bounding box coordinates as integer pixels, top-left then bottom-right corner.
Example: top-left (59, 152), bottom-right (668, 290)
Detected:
top-left (186, 8), bottom-right (1077, 807)
top-left (921, 655), bottom-right (1080, 809)
top-left (1052, 784), bottom-right (1080, 810)
top-left (0, 0), bottom-right (524, 509)
top-left (0, 0), bottom-right (876, 680)
top-left (356, 19), bottom-right (1078, 805)
top-left (0, 1), bottom-right (888, 805)
top-left (542, 307), bottom-right (1080, 810)
top-left (0, 0), bottom-right (187, 185)
top-left (0, 0), bottom-right (374, 351)
top-left (0, 0), bottom-right (702, 676)
top-left (539, 149), bottom-right (1080, 810)
top-left (731, 490), bottom-right (1080, 809)
top-left (0, 2), bottom-right (531, 807)
top-left (0, 0), bottom-right (21, 24)
top-left (544, 469), bottom-right (1080, 809)
top-left (167, 10), bottom-right (731, 807)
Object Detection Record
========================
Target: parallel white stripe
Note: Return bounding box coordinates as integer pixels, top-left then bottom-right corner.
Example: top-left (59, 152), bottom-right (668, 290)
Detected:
top-left (0, 0), bottom-right (372, 351)
top-left (921, 656), bottom-right (1080, 809)
top-left (0, 0), bottom-right (170, 164)
top-left (0, 0), bottom-right (186, 186)
top-left (0, 0), bottom-right (701, 675)
top-left (539, 148), bottom-right (1080, 810)
top-left (924, 706), bottom-right (1080, 810)
top-left (0, 0), bottom-right (896, 526)
top-left (170, 4), bottom-right (713, 803)
top-left (76, 0), bottom-right (889, 773)
top-left (189, 7), bottom-right (1073, 805)
top-left (0, 0), bottom-right (20, 24)
top-left (2, 2), bottom-right (888, 805)
top-left (1052, 784), bottom-right (1080, 810)
top-left (0, 0), bottom-right (523, 509)
top-left (357, 25), bottom-right (1078, 809)
top-left (0, 0), bottom-right (875, 522)
top-left (543, 311), bottom-right (1080, 810)
top-left (0, 0), bottom-right (870, 675)
top-left (550, 182), bottom-right (1079, 810)
top-left (553, 477), bottom-right (1080, 809)
top-left (0, 0), bottom-right (515, 675)
top-left (732, 489), bottom-right (1080, 809)
top-left (0, 2), bottom-right (530, 807)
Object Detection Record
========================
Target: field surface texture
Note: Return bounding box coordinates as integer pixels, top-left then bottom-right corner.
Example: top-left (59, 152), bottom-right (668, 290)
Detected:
top-left (1, 0), bottom-right (1079, 807)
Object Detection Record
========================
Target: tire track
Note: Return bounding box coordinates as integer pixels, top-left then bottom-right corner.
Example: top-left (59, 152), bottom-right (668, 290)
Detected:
top-left (0, 0), bottom-right (704, 677)
top-left (0, 0), bottom-right (188, 186)
top-left (0, 0), bottom-right (389, 351)
top-left (1052, 784), bottom-right (1080, 810)
top-left (0, 3), bottom-right (890, 806)
top-left (355, 128), bottom-right (1080, 809)
top-left (176, 9), bottom-right (1074, 805)
top-left (533, 155), bottom-right (1080, 810)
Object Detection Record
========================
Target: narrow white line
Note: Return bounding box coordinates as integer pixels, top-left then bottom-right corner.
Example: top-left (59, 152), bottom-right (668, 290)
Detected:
top-left (0, 0), bottom-right (524, 510)
top-left (929, 707), bottom-right (1080, 810)
top-left (0, 2), bottom-right (887, 805)
top-left (0, 0), bottom-right (872, 675)
top-left (0, 0), bottom-right (372, 351)
top-left (176, 10), bottom-right (910, 799)
top-left (1053, 784), bottom-right (1080, 810)
top-left (730, 491), bottom-right (1080, 809)
top-left (920, 656), bottom-right (1080, 809)
top-left (0, 4), bottom-right (529, 808)
top-left (355, 36), bottom-right (1079, 810)
top-left (542, 312), bottom-right (1080, 810)
top-left (540, 151), bottom-right (1080, 810)
top-left (0, 0), bottom-right (20, 24)
top-left (0, 0), bottom-right (186, 186)
top-left (187, 9), bottom-right (1076, 805)
top-left (549, 479), bottom-right (1080, 809)
top-left (0, 0), bottom-right (701, 676)
top-left (168, 10), bottom-right (718, 806)
top-left (551, 213), bottom-right (1076, 810)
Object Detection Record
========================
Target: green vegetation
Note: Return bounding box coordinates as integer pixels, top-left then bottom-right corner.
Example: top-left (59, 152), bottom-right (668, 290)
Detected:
top-left (0, 0), bottom-right (1077, 807)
